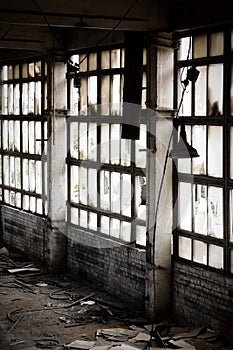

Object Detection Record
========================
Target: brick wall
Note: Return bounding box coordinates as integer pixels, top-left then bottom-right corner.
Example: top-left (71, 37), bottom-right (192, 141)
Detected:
top-left (1, 205), bottom-right (47, 264)
top-left (67, 225), bottom-right (146, 309)
top-left (173, 260), bottom-right (233, 338)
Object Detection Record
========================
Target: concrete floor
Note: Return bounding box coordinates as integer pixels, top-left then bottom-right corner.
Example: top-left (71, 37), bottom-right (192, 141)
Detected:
top-left (0, 248), bottom-right (232, 350)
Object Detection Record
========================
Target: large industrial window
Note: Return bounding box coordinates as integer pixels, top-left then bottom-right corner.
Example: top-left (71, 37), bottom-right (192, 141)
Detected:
top-left (173, 29), bottom-right (233, 273)
top-left (0, 60), bottom-right (48, 215)
top-left (66, 46), bottom-right (147, 246)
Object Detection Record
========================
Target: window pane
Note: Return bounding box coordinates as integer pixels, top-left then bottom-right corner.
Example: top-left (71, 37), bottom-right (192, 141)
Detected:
top-left (80, 210), bottom-right (88, 228)
top-left (194, 66), bottom-right (207, 116)
top-left (178, 182), bottom-right (192, 231)
top-left (121, 174), bottom-right (131, 216)
top-left (79, 54), bottom-right (87, 72)
top-left (135, 176), bottom-right (146, 220)
top-left (121, 221), bottom-right (131, 242)
top-left (178, 37), bottom-right (192, 61)
top-left (193, 184), bottom-right (207, 235)
top-left (101, 76), bottom-right (110, 115)
top-left (80, 167), bottom-right (87, 205)
top-left (177, 125), bottom-right (191, 173)
top-left (88, 168), bottom-right (97, 207)
top-left (89, 212), bottom-right (97, 230)
top-left (135, 124), bottom-right (147, 168)
top-left (101, 51), bottom-right (110, 69)
top-left (193, 240), bottom-right (207, 264)
top-left (192, 125), bottom-right (206, 175)
top-left (88, 53), bottom-right (97, 71)
top-left (79, 123), bottom-right (87, 159)
top-left (70, 207), bottom-right (79, 225)
top-left (111, 75), bottom-right (121, 115)
top-left (209, 245), bottom-right (223, 269)
top-left (208, 126), bottom-right (223, 177)
top-left (70, 122), bottom-right (79, 159)
top-left (110, 218), bottom-right (120, 239)
top-left (100, 124), bottom-right (109, 163)
top-left (179, 236), bottom-right (192, 260)
top-left (100, 171), bottom-right (110, 210)
top-left (80, 78), bottom-right (87, 115)
top-left (111, 172), bottom-right (120, 213)
top-left (193, 34), bottom-right (207, 58)
top-left (88, 123), bottom-right (97, 161)
top-left (110, 124), bottom-right (120, 165)
top-left (136, 225), bottom-right (146, 246)
top-left (101, 215), bottom-right (110, 235)
top-left (111, 49), bottom-right (120, 68)
top-left (121, 139), bottom-right (131, 166)
top-left (208, 64), bottom-right (223, 116)
top-left (177, 69), bottom-right (191, 116)
top-left (208, 186), bottom-right (223, 238)
top-left (209, 32), bottom-right (224, 56)
top-left (71, 166), bottom-right (79, 203)
top-left (88, 76), bottom-right (97, 113)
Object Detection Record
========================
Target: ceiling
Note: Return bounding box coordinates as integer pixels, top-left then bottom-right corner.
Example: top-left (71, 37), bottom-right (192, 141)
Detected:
top-left (0, 0), bottom-right (169, 61)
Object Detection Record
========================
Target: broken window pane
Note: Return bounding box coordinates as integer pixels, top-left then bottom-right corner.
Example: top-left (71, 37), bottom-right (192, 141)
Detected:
top-left (88, 53), bottom-right (97, 71)
top-left (178, 182), bottom-right (192, 231)
top-left (195, 66), bottom-right (207, 116)
top-left (193, 240), bottom-right (207, 264)
top-left (101, 50), bottom-right (110, 69)
top-left (101, 215), bottom-right (110, 235)
top-left (135, 176), bottom-right (146, 220)
top-left (100, 170), bottom-right (110, 210)
top-left (208, 186), bottom-right (223, 238)
top-left (136, 225), bottom-right (146, 246)
top-left (35, 61), bottom-right (41, 76)
top-left (141, 72), bottom-right (147, 108)
top-left (209, 244), bottom-right (223, 269)
top-left (192, 125), bottom-right (206, 175)
top-left (208, 64), bottom-right (223, 116)
top-left (208, 126), bottom-right (223, 177)
top-left (88, 168), bottom-right (97, 207)
top-left (178, 37), bottom-right (192, 61)
top-left (110, 124), bottom-right (120, 165)
top-left (121, 173), bottom-right (131, 216)
top-left (209, 32), bottom-right (224, 56)
top-left (179, 236), bottom-right (192, 260)
top-left (193, 34), bottom-right (207, 58)
top-left (193, 184), bottom-right (207, 235)
top-left (111, 172), bottom-right (120, 213)
top-left (29, 63), bottom-right (35, 77)
top-left (100, 124), bottom-right (109, 163)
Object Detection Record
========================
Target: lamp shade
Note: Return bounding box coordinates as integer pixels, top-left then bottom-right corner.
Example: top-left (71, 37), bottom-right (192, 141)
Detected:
top-left (169, 123), bottom-right (199, 159)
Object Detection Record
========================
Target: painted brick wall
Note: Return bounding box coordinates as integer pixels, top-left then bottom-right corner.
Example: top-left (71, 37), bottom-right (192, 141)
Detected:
top-left (67, 225), bottom-right (146, 309)
top-left (173, 260), bottom-right (233, 338)
top-left (1, 205), bottom-right (47, 263)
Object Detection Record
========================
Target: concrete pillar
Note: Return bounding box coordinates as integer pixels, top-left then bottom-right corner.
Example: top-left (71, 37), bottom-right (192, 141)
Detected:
top-left (145, 42), bottom-right (174, 319)
top-left (46, 57), bottom-right (68, 272)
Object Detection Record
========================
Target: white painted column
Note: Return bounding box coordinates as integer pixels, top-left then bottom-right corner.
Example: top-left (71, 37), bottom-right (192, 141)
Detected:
top-left (145, 43), bottom-right (174, 319)
top-left (47, 59), bottom-right (68, 272)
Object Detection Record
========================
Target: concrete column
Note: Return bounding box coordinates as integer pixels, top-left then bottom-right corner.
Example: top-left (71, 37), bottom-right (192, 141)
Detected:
top-left (46, 58), bottom-right (68, 272)
top-left (145, 42), bottom-right (174, 319)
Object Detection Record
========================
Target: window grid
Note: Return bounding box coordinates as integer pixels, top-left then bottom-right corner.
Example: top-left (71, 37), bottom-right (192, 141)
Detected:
top-left (173, 29), bottom-right (233, 273)
top-left (0, 60), bottom-right (48, 215)
top-left (67, 47), bottom-right (148, 246)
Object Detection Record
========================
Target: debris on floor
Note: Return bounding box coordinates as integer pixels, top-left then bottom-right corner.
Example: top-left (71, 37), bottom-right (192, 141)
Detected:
top-left (0, 248), bottom-right (233, 350)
